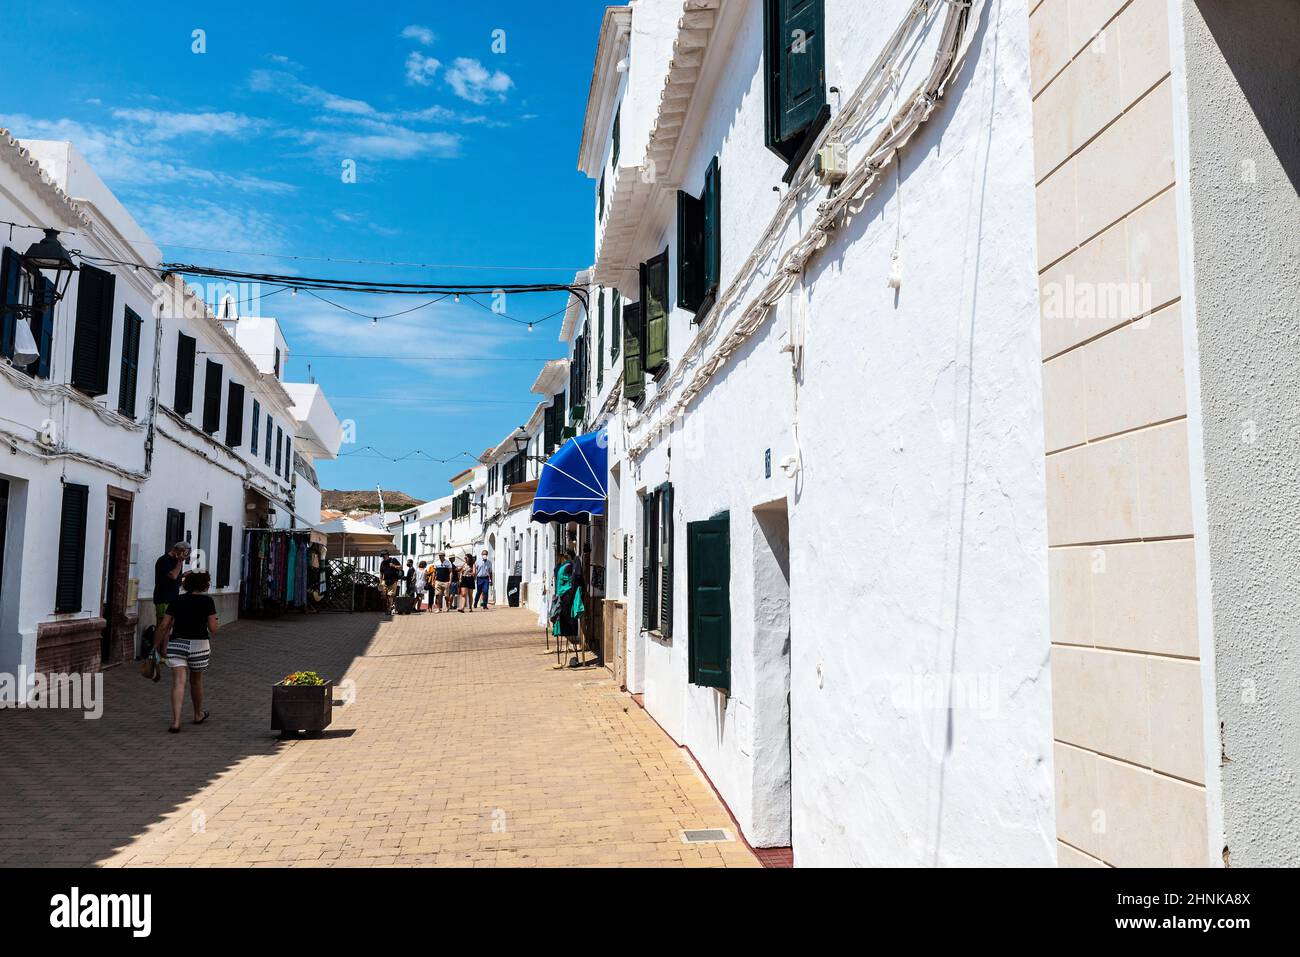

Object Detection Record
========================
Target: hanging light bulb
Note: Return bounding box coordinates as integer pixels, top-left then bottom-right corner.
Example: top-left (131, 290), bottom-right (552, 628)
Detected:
top-left (372, 316), bottom-right (378, 325)
top-left (454, 293), bottom-right (461, 303)
top-left (527, 322), bottom-right (534, 333)
top-left (291, 287), bottom-right (298, 296)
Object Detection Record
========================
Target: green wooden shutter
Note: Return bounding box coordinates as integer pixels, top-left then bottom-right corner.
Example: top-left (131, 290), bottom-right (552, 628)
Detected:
top-left (216, 522), bottom-right (233, 588)
top-left (596, 289), bottom-right (605, 391)
top-left (55, 483), bottom-right (90, 613)
top-left (598, 171), bottom-right (606, 221)
top-left (642, 249), bottom-right (669, 373)
top-left (641, 494), bottom-right (655, 631)
top-left (676, 189), bottom-right (705, 313)
top-left (118, 306), bottom-right (142, 417)
top-left (612, 107), bottom-right (621, 165)
top-left (623, 301), bottom-right (644, 400)
top-left (765, 0), bottom-right (827, 160)
top-left (703, 156), bottom-right (722, 306)
top-left (544, 401), bottom-right (556, 454)
top-left (174, 333), bottom-right (196, 416)
top-left (202, 359), bottom-right (223, 434)
top-left (688, 513), bottom-right (731, 689)
top-left (0, 247), bottom-right (19, 360)
top-left (30, 277), bottom-right (56, 379)
top-left (659, 483), bottom-right (674, 637)
top-left (225, 381), bottom-right (245, 447)
top-left (71, 264), bottom-right (115, 396)
top-left (264, 415), bottom-right (273, 465)
top-left (165, 508), bottom-right (186, 552)
top-left (251, 400), bottom-right (261, 455)
top-left (611, 289), bottom-right (621, 360)
top-left (275, 427), bottom-right (283, 476)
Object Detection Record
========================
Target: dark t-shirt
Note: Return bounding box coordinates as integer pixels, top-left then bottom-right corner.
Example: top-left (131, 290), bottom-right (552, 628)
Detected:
top-left (382, 560), bottom-right (401, 584)
top-left (167, 592), bottom-right (216, 640)
top-left (433, 561), bottom-right (452, 583)
top-left (153, 554), bottom-right (180, 604)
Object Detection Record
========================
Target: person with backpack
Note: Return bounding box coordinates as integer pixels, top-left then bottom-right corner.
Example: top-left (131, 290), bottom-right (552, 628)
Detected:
top-left (154, 570), bottom-right (219, 733)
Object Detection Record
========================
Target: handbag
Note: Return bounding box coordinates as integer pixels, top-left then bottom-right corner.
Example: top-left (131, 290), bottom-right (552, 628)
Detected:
top-left (139, 649), bottom-right (163, 682)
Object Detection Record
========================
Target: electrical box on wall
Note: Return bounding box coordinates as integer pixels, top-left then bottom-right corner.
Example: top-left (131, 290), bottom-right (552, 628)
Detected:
top-left (815, 140), bottom-right (848, 186)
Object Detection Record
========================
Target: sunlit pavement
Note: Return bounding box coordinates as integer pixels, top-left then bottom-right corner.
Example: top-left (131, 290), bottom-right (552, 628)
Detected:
top-left (0, 606), bottom-right (757, 867)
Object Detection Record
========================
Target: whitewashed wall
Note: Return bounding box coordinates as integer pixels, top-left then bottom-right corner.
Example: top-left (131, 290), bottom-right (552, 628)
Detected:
top-left (609, 0), bottom-right (1055, 864)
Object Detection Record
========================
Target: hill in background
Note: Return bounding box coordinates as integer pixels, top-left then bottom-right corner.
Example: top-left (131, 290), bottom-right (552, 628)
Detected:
top-left (321, 490), bottom-right (425, 514)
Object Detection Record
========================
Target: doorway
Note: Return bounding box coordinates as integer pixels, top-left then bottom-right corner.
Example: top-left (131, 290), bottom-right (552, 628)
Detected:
top-left (100, 490), bottom-right (134, 666)
top-left (753, 499), bottom-right (792, 850)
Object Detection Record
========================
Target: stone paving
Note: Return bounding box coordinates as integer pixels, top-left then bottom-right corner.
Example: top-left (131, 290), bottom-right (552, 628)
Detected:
top-left (0, 605), bottom-right (758, 867)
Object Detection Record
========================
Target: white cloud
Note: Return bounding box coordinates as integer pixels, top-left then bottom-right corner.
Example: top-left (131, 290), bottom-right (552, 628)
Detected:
top-left (401, 24), bottom-right (436, 45)
top-left (405, 52), bottom-right (442, 87)
top-left (131, 198), bottom-right (288, 259)
top-left (110, 108), bottom-right (262, 140)
top-left (299, 117), bottom-right (460, 160)
top-left (3, 112), bottom-right (294, 194)
top-left (249, 70), bottom-right (377, 117)
top-left (444, 58), bottom-right (513, 104)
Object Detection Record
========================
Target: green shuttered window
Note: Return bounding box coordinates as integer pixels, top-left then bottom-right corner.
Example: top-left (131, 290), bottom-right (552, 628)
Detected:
top-left (225, 381), bottom-right (245, 448)
top-left (622, 301), bottom-right (644, 401)
top-left (55, 484), bottom-right (90, 613)
top-left (174, 333), bottom-right (196, 416)
top-left (202, 359), bottom-right (223, 435)
top-left (640, 248), bottom-right (669, 375)
top-left (71, 264), bottom-right (116, 396)
top-left (677, 156), bottom-right (722, 319)
top-left (118, 306), bottom-right (143, 418)
top-left (764, 0), bottom-right (827, 163)
top-left (216, 522), bottom-right (233, 589)
top-left (688, 513), bottom-right (731, 690)
top-left (596, 288), bottom-right (605, 391)
top-left (639, 483), bottom-right (675, 636)
top-left (251, 399), bottom-right (261, 455)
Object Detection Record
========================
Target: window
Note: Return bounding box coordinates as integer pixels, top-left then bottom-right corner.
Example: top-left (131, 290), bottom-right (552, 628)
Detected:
top-left (611, 289), bottom-right (621, 362)
top-left (285, 436), bottom-right (293, 479)
top-left (275, 427), bottom-right (283, 477)
top-left (596, 288), bottom-right (605, 391)
top-left (598, 171), bottom-right (606, 221)
top-left (264, 415), bottom-right (273, 466)
top-left (118, 306), bottom-right (143, 417)
top-left (274, 347), bottom-right (281, 378)
top-left (677, 156), bottom-right (722, 319)
top-left (639, 248), bottom-right (669, 375)
top-left (452, 489), bottom-right (471, 520)
top-left (612, 107), bottom-right (621, 165)
top-left (622, 301), bottom-right (644, 401)
top-left (640, 483), bottom-right (674, 635)
top-left (225, 382), bottom-right (245, 447)
top-left (251, 400), bottom-right (261, 455)
top-left (165, 508), bottom-right (186, 552)
top-left (503, 453), bottom-right (526, 488)
top-left (55, 483), bottom-right (89, 613)
top-left (201, 360), bottom-right (223, 434)
top-left (70, 264), bottom-right (116, 396)
top-left (570, 327), bottom-right (589, 412)
top-left (174, 333), bottom-right (196, 416)
top-left (687, 512), bottom-right (731, 689)
top-left (216, 522), bottom-right (233, 589)
top-left (764, 0), bottom-right (827, 164)
top-left (1, 247), bottom-right (54, 378)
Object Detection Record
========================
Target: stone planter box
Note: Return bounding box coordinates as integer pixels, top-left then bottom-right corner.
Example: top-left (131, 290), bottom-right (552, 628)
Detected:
top-left (271, 679), bottom-right (333, 737)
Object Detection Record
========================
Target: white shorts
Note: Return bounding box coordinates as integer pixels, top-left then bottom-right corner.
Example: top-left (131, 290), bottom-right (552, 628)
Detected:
top-left (166, 638), bottom-right (211, 671)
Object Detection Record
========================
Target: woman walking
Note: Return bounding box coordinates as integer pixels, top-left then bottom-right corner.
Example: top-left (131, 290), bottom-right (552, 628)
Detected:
top-left (154, 570), bottom-right (219, 733)
top-left (551, 548), bottom-right (585, 667)
top-left (459, 552), bottom-right (476, 612)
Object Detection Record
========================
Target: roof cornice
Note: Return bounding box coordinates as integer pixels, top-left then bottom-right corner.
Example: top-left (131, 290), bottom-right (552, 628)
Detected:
top-left (577, 6), bottom-right (633, 177)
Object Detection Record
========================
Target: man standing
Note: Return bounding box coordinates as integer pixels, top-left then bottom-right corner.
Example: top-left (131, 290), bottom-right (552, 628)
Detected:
top-left (432, 552), bottom-right (452, 611)
top-left (474, 549), bottom-right (493, 610)
top-left (153, 540), bottom-right (190, 646)
top-left (380, 552), bottom-right (402, 611)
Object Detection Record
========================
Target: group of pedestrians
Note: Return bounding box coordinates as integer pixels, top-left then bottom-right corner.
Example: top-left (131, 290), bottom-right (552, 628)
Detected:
top-left (378, 549), bottom-right (493, 613)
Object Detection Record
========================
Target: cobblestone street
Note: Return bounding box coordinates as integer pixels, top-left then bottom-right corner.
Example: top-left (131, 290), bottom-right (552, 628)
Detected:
top-left (0, 607), bottom-right (757, 867)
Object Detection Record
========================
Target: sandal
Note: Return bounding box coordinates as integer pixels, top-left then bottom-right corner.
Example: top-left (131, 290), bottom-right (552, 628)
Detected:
top-left (193, 711), bottom-right (211, 725)
top-left (168, 725), bottom-right (181, 734)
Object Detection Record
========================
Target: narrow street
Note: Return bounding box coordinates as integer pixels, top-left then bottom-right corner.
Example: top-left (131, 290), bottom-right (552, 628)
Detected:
top-left (0, 608), bottom-right (757, 868)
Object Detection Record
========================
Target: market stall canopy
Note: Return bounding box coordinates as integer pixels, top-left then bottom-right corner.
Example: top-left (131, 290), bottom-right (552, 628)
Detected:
top-left (531, 431), bottom-right (607, 525)
top-left (319, 517), bottom-right (398, 558)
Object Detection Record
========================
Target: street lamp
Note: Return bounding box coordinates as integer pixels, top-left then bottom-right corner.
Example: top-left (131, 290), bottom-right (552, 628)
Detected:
top-left (22, 228), bottom-right (79, 304)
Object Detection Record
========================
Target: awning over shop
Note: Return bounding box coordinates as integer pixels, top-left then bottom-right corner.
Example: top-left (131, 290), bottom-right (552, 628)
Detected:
top-left (505, 478), bottom-right (539, 513)
top-left (531, 431), bottom-right (607, 526)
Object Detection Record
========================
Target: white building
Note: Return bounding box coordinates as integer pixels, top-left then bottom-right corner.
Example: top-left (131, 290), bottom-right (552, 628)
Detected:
top-left (0, 136), bottom-right (340, 688)
top-left (569, 0), bottom-right (1300, 867)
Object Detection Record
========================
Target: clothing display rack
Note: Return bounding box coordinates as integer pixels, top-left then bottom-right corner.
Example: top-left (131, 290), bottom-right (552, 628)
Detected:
top-left (240, 529), bottom-right (316, 617)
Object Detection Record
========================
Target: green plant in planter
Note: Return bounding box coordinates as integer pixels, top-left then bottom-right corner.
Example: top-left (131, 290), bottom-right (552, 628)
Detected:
top-left (282, 671), bottom-right (326, 687)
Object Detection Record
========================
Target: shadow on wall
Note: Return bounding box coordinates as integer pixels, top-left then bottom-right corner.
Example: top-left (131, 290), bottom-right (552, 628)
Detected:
top-left (1195, 0), bottom-right (1300, 193)
top-left (0, 614), bottom-right (385, 866)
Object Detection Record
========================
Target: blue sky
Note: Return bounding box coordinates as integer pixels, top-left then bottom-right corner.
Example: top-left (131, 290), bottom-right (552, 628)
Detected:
top-left (1, 0), bottom-right (608, 501)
